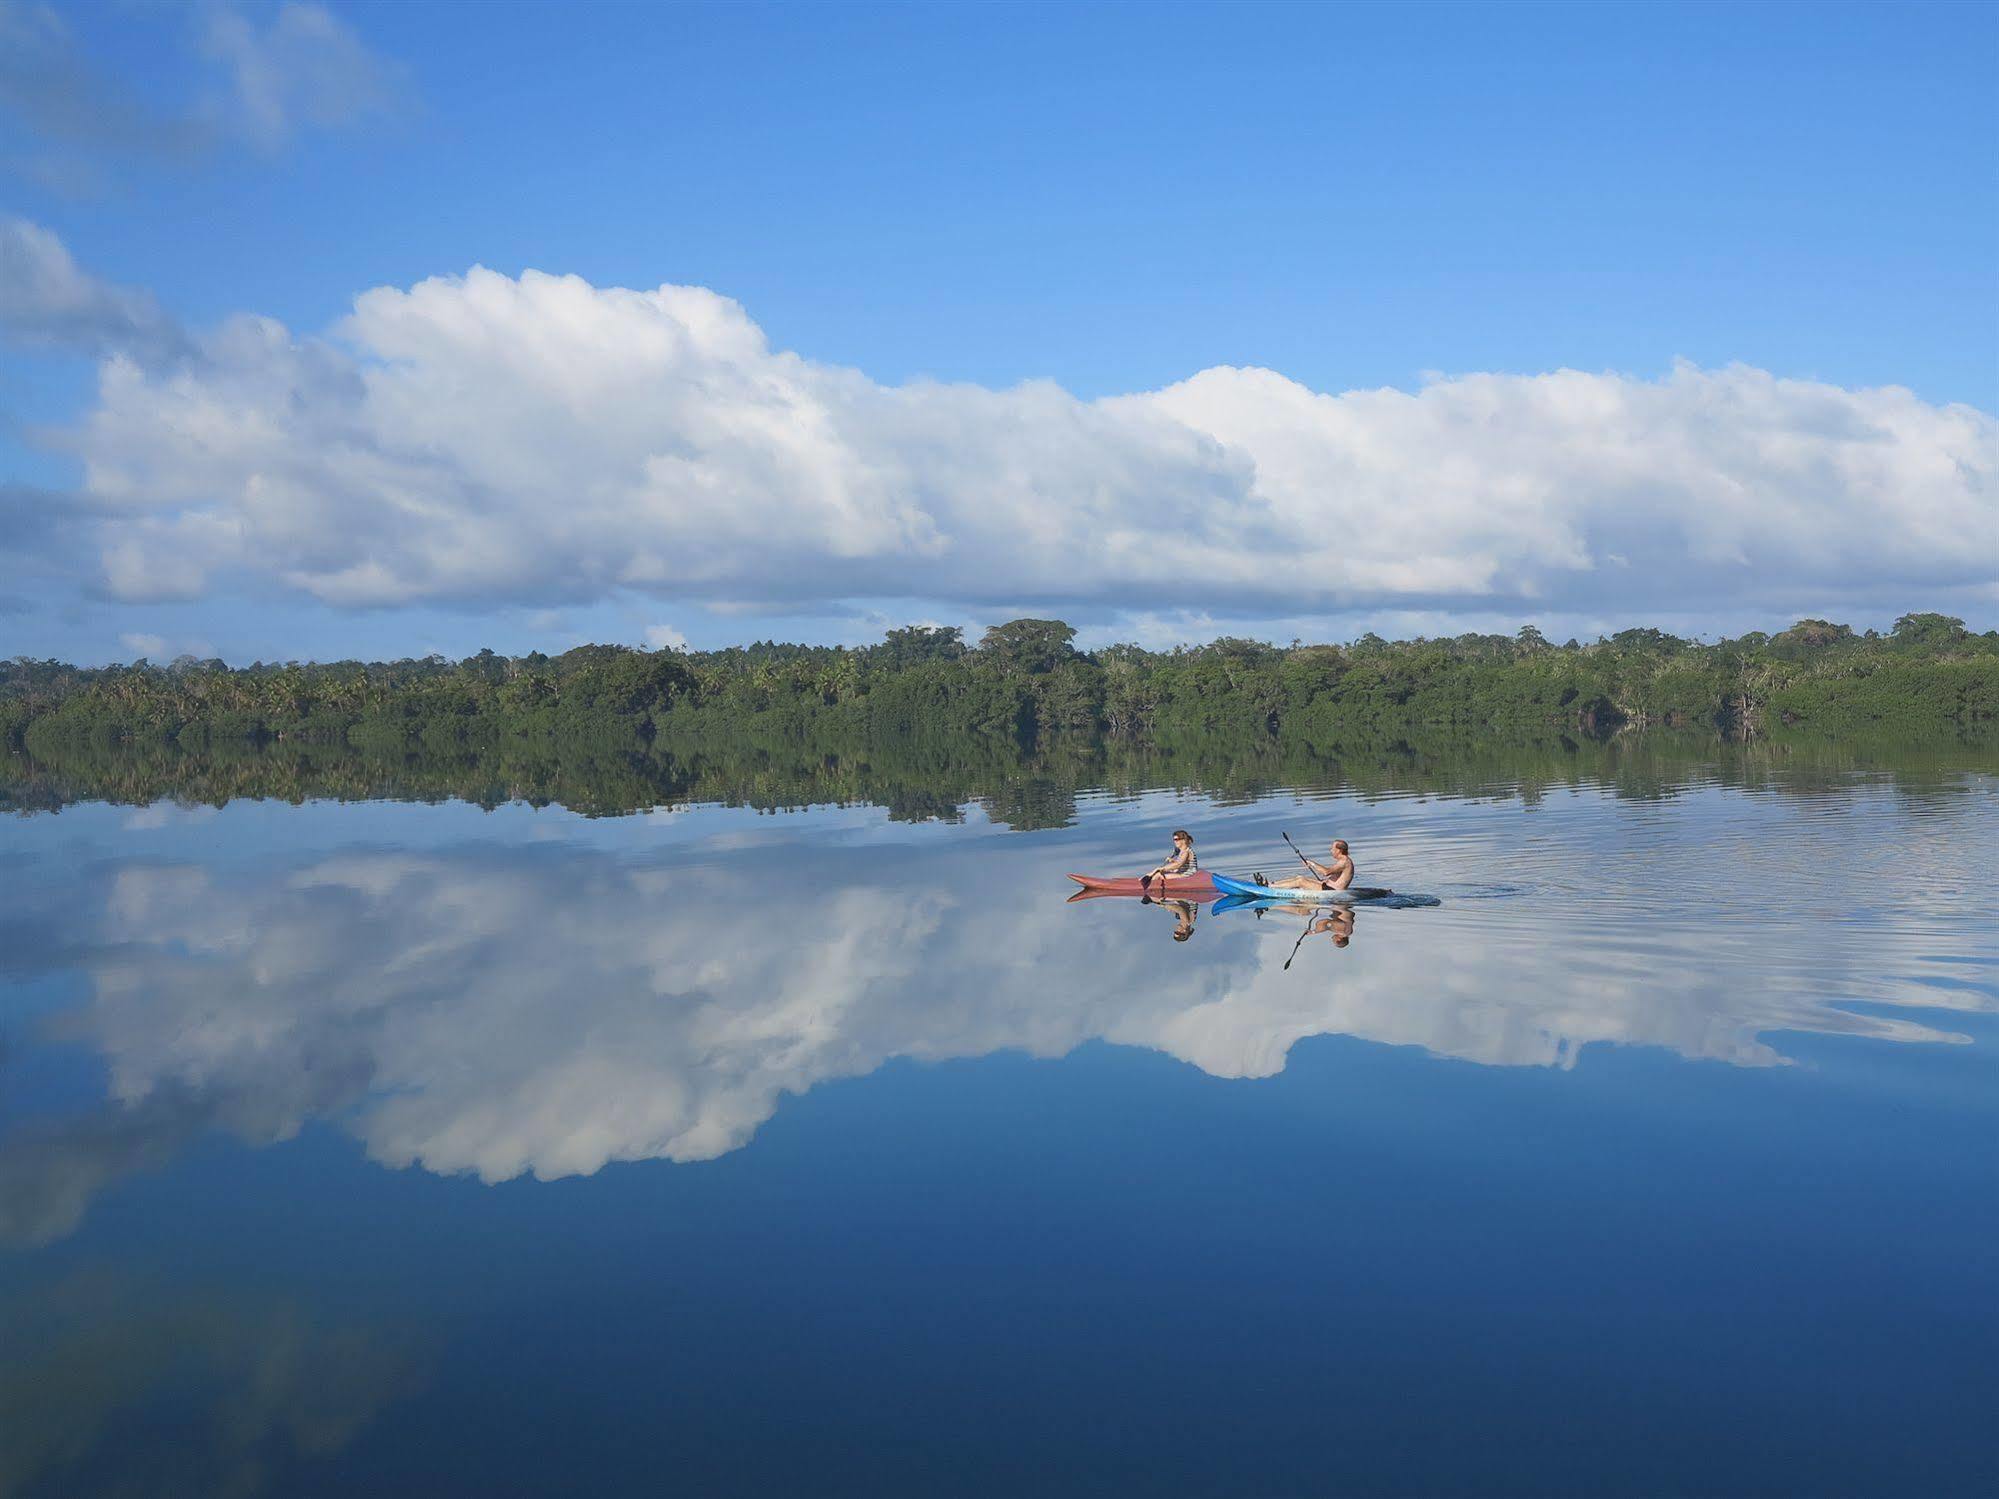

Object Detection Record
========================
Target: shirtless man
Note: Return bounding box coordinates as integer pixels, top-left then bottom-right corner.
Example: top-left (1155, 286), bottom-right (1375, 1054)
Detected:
top-left (1271, 838), bottom-right (1354, 892)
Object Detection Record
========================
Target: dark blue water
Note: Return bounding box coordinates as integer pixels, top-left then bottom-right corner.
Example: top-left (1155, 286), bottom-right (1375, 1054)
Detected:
top-left (2, 765), bottom-right (1994, 1496)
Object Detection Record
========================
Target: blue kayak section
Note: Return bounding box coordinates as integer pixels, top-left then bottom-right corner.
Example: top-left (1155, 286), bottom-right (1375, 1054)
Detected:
top-left (1209, 871), bottom-right (1281, 899)
top-left (1210, 873), bottom-right (1442, 909)
top-left (1209, 871), bottom-right (1378, 901)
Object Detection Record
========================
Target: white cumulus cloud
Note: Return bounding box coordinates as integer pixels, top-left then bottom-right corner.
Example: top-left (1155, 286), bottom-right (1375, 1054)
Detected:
top-left (19, 240), bottom-right (1996, 625)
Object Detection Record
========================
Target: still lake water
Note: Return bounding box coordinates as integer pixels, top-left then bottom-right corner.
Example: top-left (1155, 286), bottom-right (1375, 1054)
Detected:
top-left (2, 750), bottom-right (1995, 1496)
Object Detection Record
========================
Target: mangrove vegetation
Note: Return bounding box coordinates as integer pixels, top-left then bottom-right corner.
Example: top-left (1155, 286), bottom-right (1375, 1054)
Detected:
top-left (3, 612), bottom-right (1993, 821)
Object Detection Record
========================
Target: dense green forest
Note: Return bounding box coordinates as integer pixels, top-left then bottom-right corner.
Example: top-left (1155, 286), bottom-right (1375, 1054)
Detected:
top-left (3, 612), bottom-right (1994, 820)
top-left (6, 611), bottom-right (1993, 749)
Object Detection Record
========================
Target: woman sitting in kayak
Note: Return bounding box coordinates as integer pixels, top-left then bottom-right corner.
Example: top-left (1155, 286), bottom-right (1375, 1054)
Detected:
top-left (1143, 830), bottom-right (1198, 885)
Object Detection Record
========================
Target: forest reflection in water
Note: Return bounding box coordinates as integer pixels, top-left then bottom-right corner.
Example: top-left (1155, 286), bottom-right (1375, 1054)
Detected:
top-left (6, 720), bottom-right (1997, 826)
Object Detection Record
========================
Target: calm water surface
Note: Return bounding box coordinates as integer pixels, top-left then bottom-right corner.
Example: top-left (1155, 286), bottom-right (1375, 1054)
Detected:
top-left (3, 754), bottom-right (1995, 1496)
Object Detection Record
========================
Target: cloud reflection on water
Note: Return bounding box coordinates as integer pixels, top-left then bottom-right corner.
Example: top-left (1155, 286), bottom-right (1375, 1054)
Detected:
top-left (3, 790), bottom-right (1990, 1246)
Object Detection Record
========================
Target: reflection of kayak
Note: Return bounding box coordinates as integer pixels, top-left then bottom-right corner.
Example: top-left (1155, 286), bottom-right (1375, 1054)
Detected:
top-left (1067, 886), bottom-right (1221, 905)
top-left (1212, 892), bottom-right (1274, 913)
top-left (1066, 872), bottom-right (1217, 897)
top-left (1209, 872), bottom-right (1393, 903)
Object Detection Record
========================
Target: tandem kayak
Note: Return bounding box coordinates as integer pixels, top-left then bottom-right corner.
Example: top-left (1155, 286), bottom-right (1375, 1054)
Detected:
top-left (1208, 871), bottom-right (1397, 904)
top-left (1066, 871), bottom-right (1218, 898)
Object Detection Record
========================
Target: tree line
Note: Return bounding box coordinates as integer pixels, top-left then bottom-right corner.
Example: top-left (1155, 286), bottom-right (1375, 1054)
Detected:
top-left (4, 613), bottom-right (1992, 765)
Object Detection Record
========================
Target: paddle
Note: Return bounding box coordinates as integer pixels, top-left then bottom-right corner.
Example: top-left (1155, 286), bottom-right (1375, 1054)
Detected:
top-left (1281, 831), bottom-right (1328, 888)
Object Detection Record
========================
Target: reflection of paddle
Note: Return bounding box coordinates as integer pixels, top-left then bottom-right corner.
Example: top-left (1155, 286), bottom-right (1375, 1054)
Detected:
top-left (1281, 831), bottom-right (1328, 887)
top-left (1282, 913), bottom-right (1314, 971)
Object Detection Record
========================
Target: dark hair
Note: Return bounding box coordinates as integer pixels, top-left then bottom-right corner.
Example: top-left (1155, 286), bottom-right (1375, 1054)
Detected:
top-left (1172, 829), bottom-right (1193, 842)
top-left (1332, 839), bottom-right (1348, 852)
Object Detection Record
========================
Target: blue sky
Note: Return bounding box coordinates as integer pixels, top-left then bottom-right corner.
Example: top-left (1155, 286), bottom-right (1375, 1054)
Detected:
top-left (2, 0), bottom-right (1994, 664)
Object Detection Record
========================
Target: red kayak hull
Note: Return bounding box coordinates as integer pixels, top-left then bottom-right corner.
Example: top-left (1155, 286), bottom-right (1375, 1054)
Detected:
top-left (1066, 872), bottom-right (1218, 898)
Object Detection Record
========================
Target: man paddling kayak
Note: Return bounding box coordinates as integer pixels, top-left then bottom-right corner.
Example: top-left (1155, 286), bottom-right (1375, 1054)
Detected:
top-left (1262, 838), bottom-right (1354, 892)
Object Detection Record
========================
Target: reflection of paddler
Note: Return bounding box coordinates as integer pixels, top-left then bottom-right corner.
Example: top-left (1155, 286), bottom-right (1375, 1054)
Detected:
top-left (1159, 898), bottom-right (1197, 943)
top-left (1139, 887), bottom-right (1198, 941)
top-left (1312, 907), bottom-right (1354, 947)
top-left (1274, 902), bottom-right (1353, 968)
